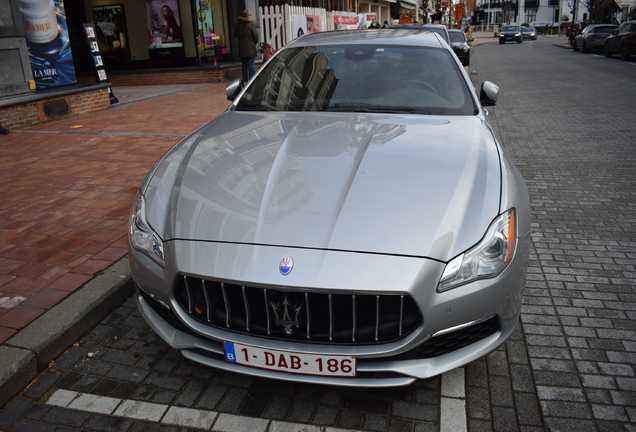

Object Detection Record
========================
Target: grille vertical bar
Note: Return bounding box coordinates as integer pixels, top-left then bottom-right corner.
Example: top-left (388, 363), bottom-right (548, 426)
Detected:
top-left (375, 295), bottom-right (380, 342)
top-left (221, 282), bottom-right (230, 328)
top-left (264, 289), bottom-right (271, 335)
top-left (328, 294), bottom-right (333, 341)
top-left (305, 292), bottom-right (311, 340)
top-left (399, 295), bottom-right (404, 336)
top-left (202, 280), bottom-right (211, 323)
top-left (242, 286), bottom-right (250, 331)
top-left (352, 295), bottom-right (357, 342)
top-left (184, 276), bottom-right (193, 314)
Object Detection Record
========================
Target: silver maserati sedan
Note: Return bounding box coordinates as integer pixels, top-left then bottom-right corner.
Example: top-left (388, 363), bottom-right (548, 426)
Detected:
top-left (129, 30), bottom-right (530, 387)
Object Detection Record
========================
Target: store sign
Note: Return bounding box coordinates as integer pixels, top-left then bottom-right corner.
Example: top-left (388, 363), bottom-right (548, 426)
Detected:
top-left (19, 0), bottom-right (77, 89)
top-left (334, 15), bottom-right (358, 30)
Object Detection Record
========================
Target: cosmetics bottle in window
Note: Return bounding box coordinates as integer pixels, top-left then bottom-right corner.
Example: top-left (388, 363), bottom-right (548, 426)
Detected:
top-left (20, 0), bottom-right (76, 87)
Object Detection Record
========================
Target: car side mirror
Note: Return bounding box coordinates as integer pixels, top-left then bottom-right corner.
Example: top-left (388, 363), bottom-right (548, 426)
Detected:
top-left (468, 37), bottom-right (474, 42)
top-left (480, 81), bottom-right (499, 107)
top-left (226, 79), bottom-right (242, 101)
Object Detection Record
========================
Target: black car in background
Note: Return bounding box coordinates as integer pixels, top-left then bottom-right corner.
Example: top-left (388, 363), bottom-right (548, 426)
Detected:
top-left (448, 29), bottom-right (472, 65)
top-left (604, 20), bottom-right (636, 60)
top-left (499, 25), bottom-right (523, 44)
top-left (573, 24), bottom-right (617, 53)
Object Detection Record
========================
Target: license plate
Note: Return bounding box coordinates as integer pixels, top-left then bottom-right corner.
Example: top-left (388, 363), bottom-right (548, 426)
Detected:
top-left (223, 341), bottom-right (356, 377)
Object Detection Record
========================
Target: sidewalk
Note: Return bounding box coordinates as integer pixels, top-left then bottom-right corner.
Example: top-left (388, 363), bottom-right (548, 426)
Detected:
top-left (0, 83), bottom-right (232, 405)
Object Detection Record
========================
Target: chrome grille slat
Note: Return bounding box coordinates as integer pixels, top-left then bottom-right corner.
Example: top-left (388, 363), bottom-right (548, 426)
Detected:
top-left (242, 286), bottom-right (250, 331)
top-left (399, 295), bottom-right (404, 336)
top-left (221, 282), bottom-right (230, 328)
top-left (375, 295), bottom-right (380, 342)
top-left (202, 280), bottom-right (211, 323)
top-left (183, 275), bottom-right (193, 314)
top-left (305, 292), bottom-right (311, 340)
top-left (352, 294), bottom-right (356, 342)
top-left (264, 289), bottom-right (271, 335)
top-left (328, 294), bottom-right (333, 342)
top-left (175, 276), bottom-right (421, 344)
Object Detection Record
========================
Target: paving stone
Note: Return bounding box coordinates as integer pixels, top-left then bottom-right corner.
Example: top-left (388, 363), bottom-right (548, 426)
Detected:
top-left (311, 406), bottom-right (338, 426)
top-left (193, 384), bottom-right (227, 410)
top-left (216, 387), bottom-right (248, 414)
top-left (82, 413), bottom-right (134, 431)
top-left (391, 401), bottom-right (438, 422)
top-left (262, 395), bottom-right (293, 420)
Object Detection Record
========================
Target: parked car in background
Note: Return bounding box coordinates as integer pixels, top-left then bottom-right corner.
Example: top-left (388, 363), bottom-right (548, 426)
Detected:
top-left (129, 30), bottom-right (531, 387)
top-left (499, 25), bottom-right (523, 43)
top-left (521, 26), bottom-right (537, 40)
top-left (566, 22), bottom-right (582, 37)
top-left (390, 23), bottom-right (451, 45)
top-left (604, 20), bottom-right (636, 60)
top-left (573, 24), bottom-right (617, 53)
top-left (448, 28), bottom-right (472, 65)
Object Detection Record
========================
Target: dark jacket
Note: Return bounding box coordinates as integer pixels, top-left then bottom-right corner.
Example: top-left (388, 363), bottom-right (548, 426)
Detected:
top-left (234, 16), bottom-right (259, 58)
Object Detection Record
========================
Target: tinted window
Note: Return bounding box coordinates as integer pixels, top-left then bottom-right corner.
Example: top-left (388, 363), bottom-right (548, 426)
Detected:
top-left (237, 44), bottom-right (475, 116)
top-left (449, 31), bottom-right (466, 43)
top-left (593, 26), bottom-right (616, 33)
top-left (503, 26), bottom-right (520, 31)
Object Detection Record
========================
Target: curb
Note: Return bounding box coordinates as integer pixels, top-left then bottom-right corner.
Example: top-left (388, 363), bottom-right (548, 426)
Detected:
top-left (0, 257), bottom-right (133, 407)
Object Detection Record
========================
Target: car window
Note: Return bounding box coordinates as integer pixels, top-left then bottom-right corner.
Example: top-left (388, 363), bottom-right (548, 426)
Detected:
top-left (237, 44), bottom-right (476, 116)
top-left (502, 26), bottom-right (519, 31)
top-left (593, 25), bottom-right (615, 33)
top-left (449, 31), bottom-right (465, 43)
top-left (420, 27), bottom-right (449, 43)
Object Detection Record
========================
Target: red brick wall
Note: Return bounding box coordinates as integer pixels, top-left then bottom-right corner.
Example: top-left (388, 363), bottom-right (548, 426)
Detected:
top-left (76, 67), bottom-right (239, 86)
top-left (0, 88), bottom-right (110, 132)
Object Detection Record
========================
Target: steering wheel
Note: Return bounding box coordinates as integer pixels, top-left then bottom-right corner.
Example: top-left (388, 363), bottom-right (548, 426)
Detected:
top-left (402, 80), bottom-right (438, 94)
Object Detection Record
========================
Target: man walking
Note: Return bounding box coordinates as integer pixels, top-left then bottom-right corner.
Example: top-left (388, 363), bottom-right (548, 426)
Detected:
top-left (234, 10), bottom-right (259, 85)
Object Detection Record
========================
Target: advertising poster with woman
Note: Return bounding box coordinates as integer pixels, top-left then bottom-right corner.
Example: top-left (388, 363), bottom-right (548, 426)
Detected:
top-left (146, 0), bottom-right (183, 48)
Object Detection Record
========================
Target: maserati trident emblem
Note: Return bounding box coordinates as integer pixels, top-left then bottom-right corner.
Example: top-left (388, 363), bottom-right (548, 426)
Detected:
top-left (270, 295), bottom-right (303, 335)
top-left (279, 256), bottom-right (293, 275)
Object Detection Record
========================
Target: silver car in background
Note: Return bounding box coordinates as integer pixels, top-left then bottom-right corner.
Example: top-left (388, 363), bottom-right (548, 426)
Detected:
top-left (573, 24), bottom-right (617, 53)
top-left (129, 30), bottom-right (531, 387)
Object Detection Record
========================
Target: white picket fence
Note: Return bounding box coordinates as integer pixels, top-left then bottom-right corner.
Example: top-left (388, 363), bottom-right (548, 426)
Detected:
top-left (258, 5), bottom-right (358, 51)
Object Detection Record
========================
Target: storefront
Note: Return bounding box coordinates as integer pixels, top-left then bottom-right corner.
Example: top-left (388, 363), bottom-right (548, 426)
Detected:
top-left (63, 0), bottom-right (255, 73)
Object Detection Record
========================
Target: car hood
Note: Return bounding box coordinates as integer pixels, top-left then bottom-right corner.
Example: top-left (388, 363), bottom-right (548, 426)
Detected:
top-left (144, 111), bottom-right (501, 261)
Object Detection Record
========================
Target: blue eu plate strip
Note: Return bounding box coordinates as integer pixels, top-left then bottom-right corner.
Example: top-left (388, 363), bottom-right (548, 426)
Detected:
top-left (223, 341), bottom-right (237, 362)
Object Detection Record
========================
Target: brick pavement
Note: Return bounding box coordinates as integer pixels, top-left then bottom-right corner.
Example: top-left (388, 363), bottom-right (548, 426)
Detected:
top-left (0, 84), bottom-right (231, 343)
top-left (472, 39), bottom-right (636, 431)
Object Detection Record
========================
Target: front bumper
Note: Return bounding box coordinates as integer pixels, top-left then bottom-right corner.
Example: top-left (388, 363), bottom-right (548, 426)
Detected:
top-left (130, 233), bottom-right (530, 386)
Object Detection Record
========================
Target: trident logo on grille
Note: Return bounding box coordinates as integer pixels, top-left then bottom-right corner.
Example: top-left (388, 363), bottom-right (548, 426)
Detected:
top-left (270, 295), bottom-right (303, 335)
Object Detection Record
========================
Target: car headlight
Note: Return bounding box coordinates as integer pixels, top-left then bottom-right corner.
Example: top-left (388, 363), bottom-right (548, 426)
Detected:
top-left (437, 208), bottom-right (517, 292)
top-left (129, 192), bottom-right (165, 267)
top-left (515, 33), bottom-right (521, 36)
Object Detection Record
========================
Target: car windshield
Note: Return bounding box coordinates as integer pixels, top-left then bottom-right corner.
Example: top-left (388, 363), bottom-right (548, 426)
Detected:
top-left (525, 27), bottom-right (535, 31)
top-left (236, 44), bottom-right (475, 116)
top-left (449, 31), bottom-right (466, 43)
top-left (503, 26), bottom-right (519, 31)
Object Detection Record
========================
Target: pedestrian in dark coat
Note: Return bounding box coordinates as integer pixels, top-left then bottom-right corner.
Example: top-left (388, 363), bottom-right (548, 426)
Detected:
top-left (234, 10), bottom-right (259, 84)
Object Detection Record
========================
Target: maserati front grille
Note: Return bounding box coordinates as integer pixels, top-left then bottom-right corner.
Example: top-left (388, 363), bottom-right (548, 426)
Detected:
top-left (174, 275), bottom-right (422, 344)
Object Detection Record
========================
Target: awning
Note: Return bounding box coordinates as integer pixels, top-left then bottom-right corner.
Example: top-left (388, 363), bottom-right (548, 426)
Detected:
top-left (400, 1), bottom-right (415, 8)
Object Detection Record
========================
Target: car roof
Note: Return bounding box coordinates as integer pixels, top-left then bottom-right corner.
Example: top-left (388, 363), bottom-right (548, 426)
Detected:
top-left (286, 29), bottom-right (447, 49)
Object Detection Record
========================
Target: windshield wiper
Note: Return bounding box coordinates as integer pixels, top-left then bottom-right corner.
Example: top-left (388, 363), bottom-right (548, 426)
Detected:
top-left (325, 103), bottom-right (430, 114)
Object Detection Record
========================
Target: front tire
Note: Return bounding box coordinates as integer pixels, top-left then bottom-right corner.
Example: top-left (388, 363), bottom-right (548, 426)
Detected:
top-left (620, 45), bottom-right (630, 61)
top-left (573, 41), bottom-right (580, 51)
top-left (499, 39), bottom-right (504, 44)
top-left (462, 53), bottom-right (470, 66)
top-left (604, 44), bottom-right (612, 57)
